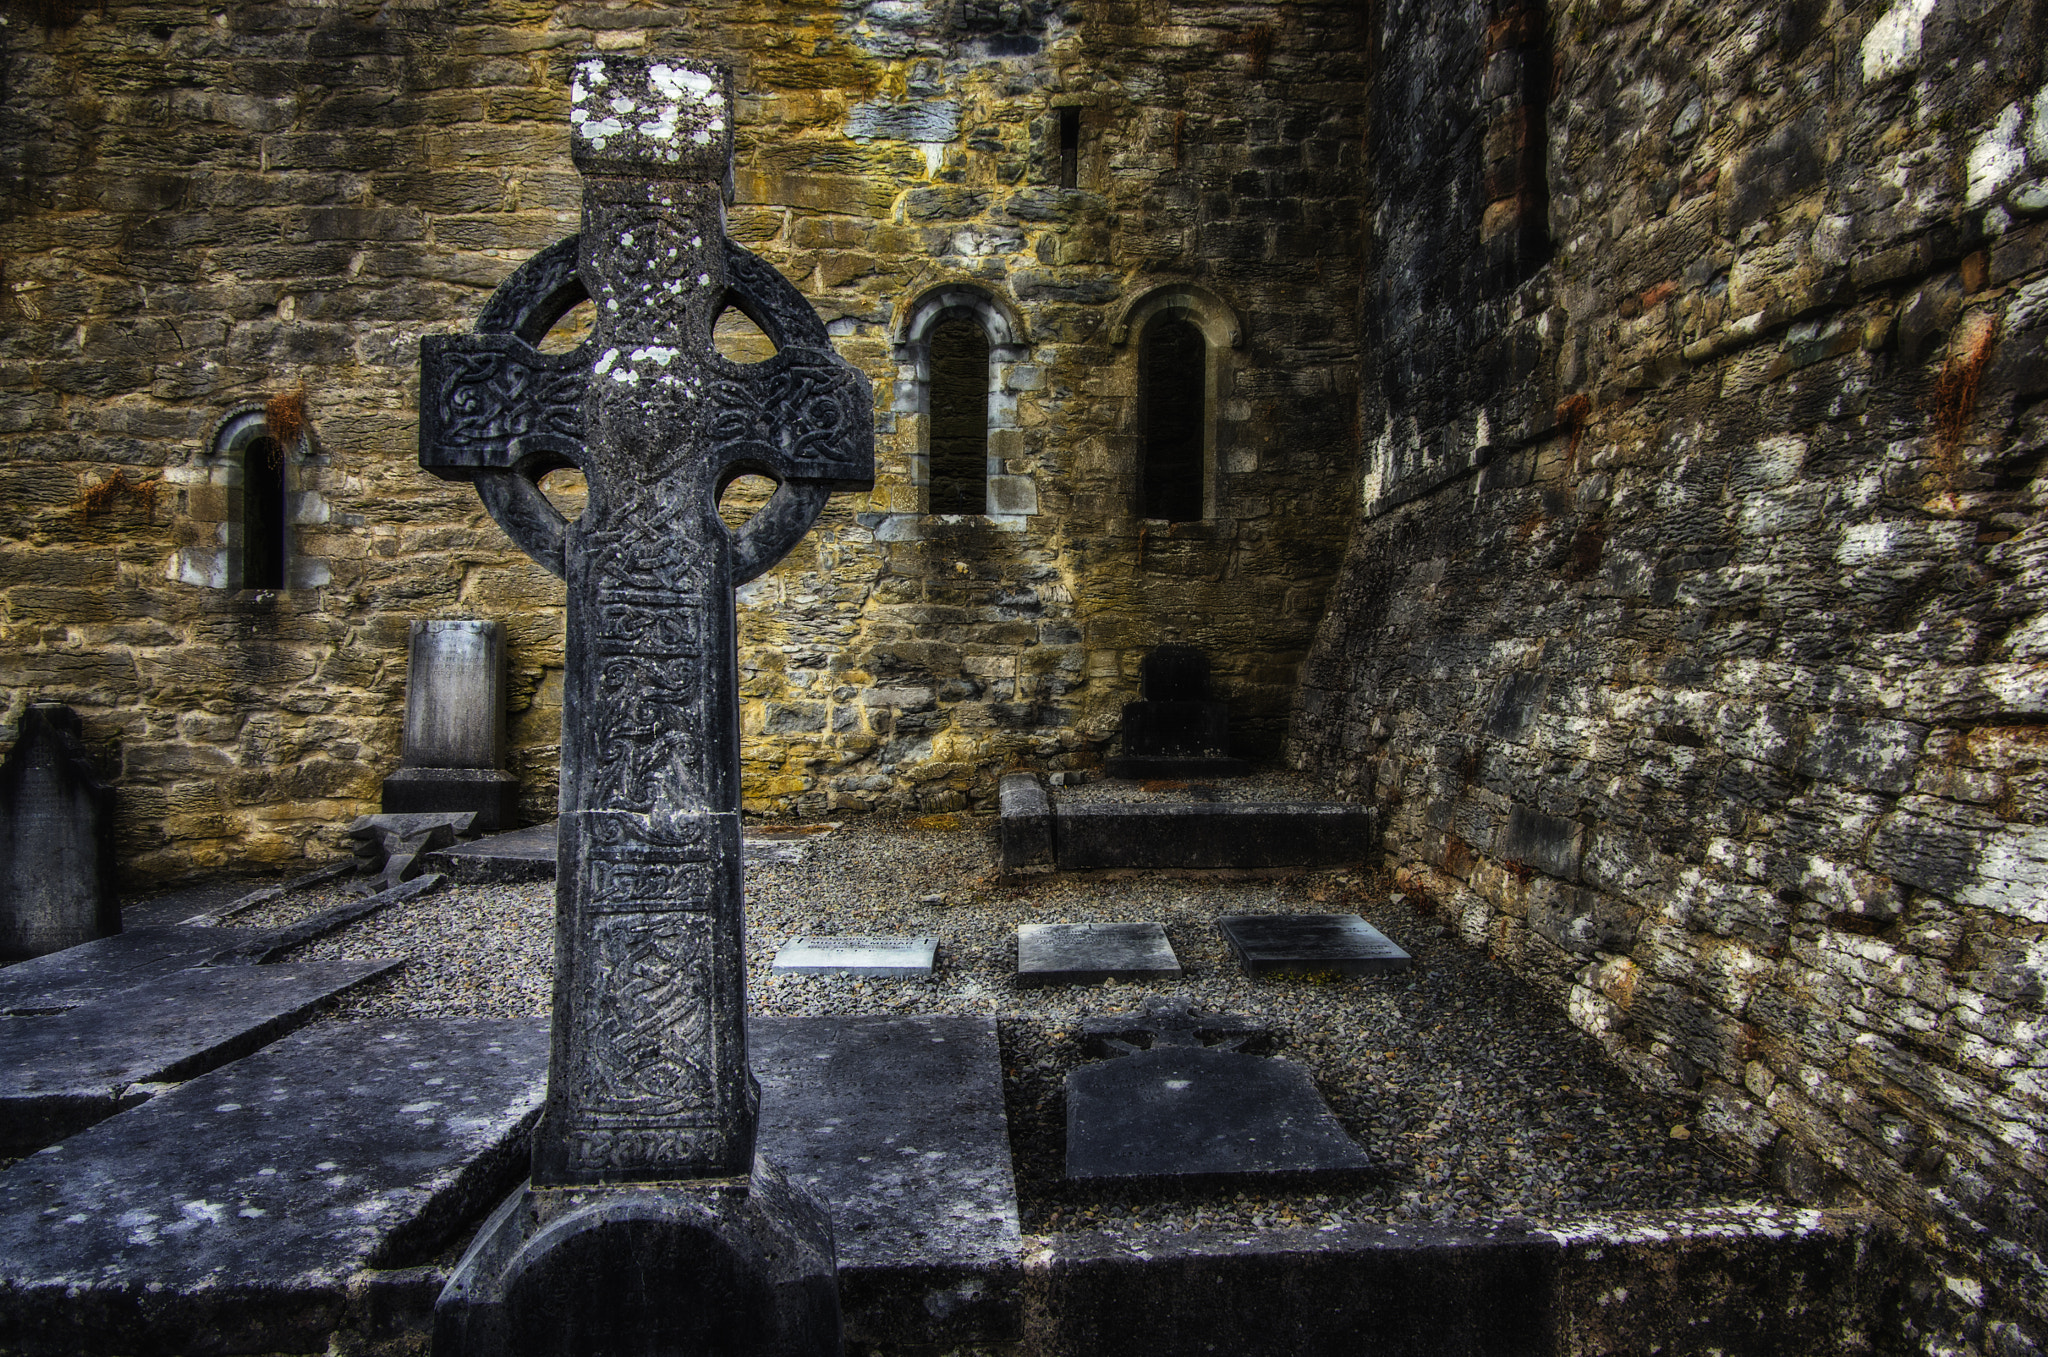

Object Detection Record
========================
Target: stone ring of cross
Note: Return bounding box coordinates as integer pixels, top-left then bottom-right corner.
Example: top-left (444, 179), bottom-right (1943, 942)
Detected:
top-left (419, 230), bottom-right (874, 582)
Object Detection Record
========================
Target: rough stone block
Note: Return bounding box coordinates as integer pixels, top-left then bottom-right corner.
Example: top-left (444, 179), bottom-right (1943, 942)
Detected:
top-left (0, 703), bottom-right (118, 964)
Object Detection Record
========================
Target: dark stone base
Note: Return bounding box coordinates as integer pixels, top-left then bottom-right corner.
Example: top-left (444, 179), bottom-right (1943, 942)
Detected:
top-left (1103, 754), bottom-right (1254, 779)
top-left (380, 768), bottom-right (519, 834)
top-left (1053, 802), bottom-right (1377, 871)
top-left (434, 1161), bottom-right (840, 1357)
top-left (997, 773), bottom-right (1053, 870)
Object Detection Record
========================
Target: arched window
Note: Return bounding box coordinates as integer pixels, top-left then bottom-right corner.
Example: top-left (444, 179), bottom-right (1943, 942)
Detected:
top-left (1139, 315), bottom-right (1207, 522)
top-left (1109, 284), bottom-right (1246, 524)
top-left (928, 316), bottom-right (990, 514)
top-left (892, 284), bottom-right (1034, 523)
top-left (201, 404), bottom-right (295, 593)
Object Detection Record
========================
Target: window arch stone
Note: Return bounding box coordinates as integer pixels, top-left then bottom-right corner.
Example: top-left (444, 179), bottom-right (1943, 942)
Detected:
top-left (1110, 283), bottom-right (1246, 524)
top-left (166, 402), bottom-right (325, 594)
top-left (890, 283), bottom-right (1036, 529)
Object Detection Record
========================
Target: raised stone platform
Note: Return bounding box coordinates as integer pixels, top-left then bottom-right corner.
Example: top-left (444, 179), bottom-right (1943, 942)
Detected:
top-left (1000, 775), bottom-right (1378, 872)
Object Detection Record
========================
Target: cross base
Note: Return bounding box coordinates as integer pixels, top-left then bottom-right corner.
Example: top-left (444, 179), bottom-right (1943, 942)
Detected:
top-left (434, 1159), bottom-right (840, 1357)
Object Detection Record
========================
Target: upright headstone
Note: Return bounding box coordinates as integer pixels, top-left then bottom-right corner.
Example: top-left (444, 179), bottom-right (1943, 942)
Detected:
top-left (418, 55), bottom-right (873, 1356)
top-left (381, 619), bottom-right (521, 830)
top-left (1105, 644), bottom-right (1251, 779)
top-left (0, 703), bottom-right (118, 964)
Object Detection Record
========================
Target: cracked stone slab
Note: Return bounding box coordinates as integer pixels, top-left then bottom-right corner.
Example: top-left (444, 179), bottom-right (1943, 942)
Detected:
top-left (752, 1014), bottom-right (1022, 1350)
top-left (0, 1018), bottom-right (547, 1356)
top-left (0, 959), bottom-right (401, 1154)
top-left (1016, 922), bottom-right (1182, 987)
top-left (0, 926), bottom-right (265, 1016)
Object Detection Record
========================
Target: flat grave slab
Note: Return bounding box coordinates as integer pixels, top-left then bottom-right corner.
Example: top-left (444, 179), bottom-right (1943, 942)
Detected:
top-left (1016, 922), bottom-right (1182, 987)
top-left (427, 821), bottom-right (557, 884)
top-left (1066, 1044), bottom-right (1373, 1187)
top-left (753, 1014), bottom-right (1021, 1349)
top-left (1216, 913), bottom-right (1412, 977)
top-left (771, 934), bottom-right (937, 979)
top-left (0, 1018), bottom-right (547, 1356)
top-left (0, 958), bottom-right (401, 1154)
top-left (0, 925), bottom-right (263, 1015)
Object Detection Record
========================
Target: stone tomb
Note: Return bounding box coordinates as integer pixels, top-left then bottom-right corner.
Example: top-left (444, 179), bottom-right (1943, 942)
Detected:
top-left (381, 620), bottom-right (521, 831)
top-left (1015, 922), bottom-right (1182, 986)
top-left (416, 54), bottom-right (873, 1356)
top-left (1104, 646), bottom-right (1251, 780)
top-left (1217, 913), bottom-right (1412, 977)
top-left (0, 702), bottom-right (118, 964)
top-left (771, 935), bottom-right (937, 979)
top-left (1064, 998), bottom-right (1372, 1187)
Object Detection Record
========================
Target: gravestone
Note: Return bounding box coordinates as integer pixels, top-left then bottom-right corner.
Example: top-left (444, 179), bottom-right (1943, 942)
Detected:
top-left (1217, 913), bottom-right (1412, 977)
top-left (771, 934), bottom-right (937, 979)
top-left (382, 620), bottom-right (521, 830)
top-left (1015, 922), bottom-right (1181, 986)
top-left (1105, 645), bottom-right (1250, 779)
top-left (418, 54), bottom-right (872, 1357)
top-left (0, 703), bottom-right (118, 964)
top-left (1065, 997), bottom-right (1372, 1187)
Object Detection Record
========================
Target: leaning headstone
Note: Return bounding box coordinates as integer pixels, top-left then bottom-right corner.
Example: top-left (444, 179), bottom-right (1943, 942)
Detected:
top-left (1064, 996), bottom-right (1372, 1186)
top-left (1217, 913), bottom-right (1412, 977)
top-left (419, 54), bottom-right (872, 1356)
top-left (771, 935), bottom-right (937, 979)
top-left (1016, 922), bottom-right (1181, 986)
top-left (381, 620), bottom-right (521, 830)
top-left (0, 702), bottom-right (118, 964)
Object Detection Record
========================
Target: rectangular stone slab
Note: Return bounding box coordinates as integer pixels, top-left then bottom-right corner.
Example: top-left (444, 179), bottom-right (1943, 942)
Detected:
top-left (0, 925), bottom-right (265, 1015)
top-left (0, 958), bottom-right (401, 1154)
top-left (752, 1014), bottom-right (1021, 1349)
top-left (1052, 802), bottom-right (1375, 870)
top-left (1016, 922), bottom-right (1182, 986)
top-left (770, 934), bottom-right (937, 979)
top-left (0, 1018), bottom-right (547, 1355)
top-left (1216, 913), bottom-right (1412, 976)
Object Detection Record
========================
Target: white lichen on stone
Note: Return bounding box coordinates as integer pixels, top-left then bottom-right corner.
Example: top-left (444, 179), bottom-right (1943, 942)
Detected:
top-left (1860, 0), bottom-right (1940, 85)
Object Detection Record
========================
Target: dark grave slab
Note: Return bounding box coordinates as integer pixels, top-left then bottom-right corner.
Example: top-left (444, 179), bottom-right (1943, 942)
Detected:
top-left (120, 880), bottom-right (248, 930)
top-left (203, 873), bottom-right (444, 966)
top-left (1217, 913), bottom-right (1412, 977)
top-left (0, 925), bottom-right (266, 1016)
top-left (1016, 922), bottom-right (1181, 987)
top-left (1054, 801), bottom-right (1376, 871)
top-left (178, 863), bottom-right (357, 928)
top-left (998, 772), bottom-right (1054, 869)
top-left (0, 1018), bottom-right (547, 1356)
top-left (752, 1015), bottom-right (1021, 1351)
top-left (428, 820), bottom-right (809, 883)
top-left (1065, 999), bottom-right (1371, 1188)
top-left (0, 958), bottom-right (400, 1155)
top-left (772, 935), bottom-right (937, 979)
top-left (1, 703), bottom-right (118, 964)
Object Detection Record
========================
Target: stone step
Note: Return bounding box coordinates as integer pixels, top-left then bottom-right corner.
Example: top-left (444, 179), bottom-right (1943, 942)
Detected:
top-left (1000, 773), bottom-right (1377, 872)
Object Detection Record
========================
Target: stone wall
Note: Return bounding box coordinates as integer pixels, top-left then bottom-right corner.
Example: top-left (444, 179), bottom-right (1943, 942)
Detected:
top-left (1293, 0), bottom-right (2048, 1343)
top-left (0, 0), bottom-right (1365, 875)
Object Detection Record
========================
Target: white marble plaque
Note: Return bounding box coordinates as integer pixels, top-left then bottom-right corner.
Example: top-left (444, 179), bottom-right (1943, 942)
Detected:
top-left (771, 934), bottom-right (938, 979)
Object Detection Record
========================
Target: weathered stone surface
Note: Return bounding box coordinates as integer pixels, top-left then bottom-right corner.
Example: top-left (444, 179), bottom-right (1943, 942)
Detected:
top-left (770, 935), bottom-right (937, 979)
top-left (0, 958), bottom-right (402, 1154)
top-left (0, 703), bottom-right (117, 964)
top-left (997, 771), bottom-right (1053, 870)
top-left (1216, 914), bottom-right (1412, 978)
top-left (1053, 802), bottom-right (1377, 871)
top-left (400, 619), bottom-right (506, 771)
top-left (1016, 921), bottom-right (1181, 986)
top-left (429, 820), bottom-right (559, 884)
top-left (753, 1015), bottom-right (1021, 1350)
top-left (1065, 998), bottom-right (1371, 1187)
top-left (0, 1019), bottom-right (547, 1357)
top-left (0, 925), bottom-right (260, 1015)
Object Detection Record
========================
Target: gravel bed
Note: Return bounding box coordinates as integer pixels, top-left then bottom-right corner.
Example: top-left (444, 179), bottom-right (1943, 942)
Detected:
top-left (280, 812), bottom-right (1784, 1235)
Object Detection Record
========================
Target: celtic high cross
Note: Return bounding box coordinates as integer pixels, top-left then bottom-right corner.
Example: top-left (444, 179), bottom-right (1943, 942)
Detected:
top-left (419, 56), bottom-right (873, 1187)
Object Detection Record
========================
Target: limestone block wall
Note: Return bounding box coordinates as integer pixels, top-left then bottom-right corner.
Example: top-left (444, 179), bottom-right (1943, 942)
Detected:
top-left (0, 0), bottom-right (1365, 875)
top-left (1292, 0), bottom-right (2048, 1341)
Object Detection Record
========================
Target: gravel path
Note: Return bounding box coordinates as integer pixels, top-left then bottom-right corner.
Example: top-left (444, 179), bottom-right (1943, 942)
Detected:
top-left (257, 803), bottom-right (1784, 1236)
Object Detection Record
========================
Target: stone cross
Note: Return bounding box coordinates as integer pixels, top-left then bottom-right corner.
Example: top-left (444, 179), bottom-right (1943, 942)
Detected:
top-left (419, 56), bottom-right (873, 1188)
